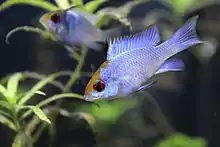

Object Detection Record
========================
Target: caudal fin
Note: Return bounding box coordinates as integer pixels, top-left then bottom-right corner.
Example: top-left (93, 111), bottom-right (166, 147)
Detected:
top-left (171, 15), bottom-right (203, 50)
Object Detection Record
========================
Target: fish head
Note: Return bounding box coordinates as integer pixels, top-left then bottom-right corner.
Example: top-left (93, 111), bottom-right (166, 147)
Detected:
top-left (40, 10), bottom-right (67, 35)
top-left (84, 61), bottom-right (119, 101)
top-left (39, 9), bottom-right (85, 42)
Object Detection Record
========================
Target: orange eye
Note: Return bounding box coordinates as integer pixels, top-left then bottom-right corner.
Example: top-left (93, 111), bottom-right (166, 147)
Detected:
top-left (50, 14), bottom-right (60, 23)
top-left (93, 80), bottom-right (105, 92)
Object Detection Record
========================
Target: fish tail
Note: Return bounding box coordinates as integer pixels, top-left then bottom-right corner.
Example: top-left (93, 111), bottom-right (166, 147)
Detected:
top-left (171, 15), bottom-right (203, 51)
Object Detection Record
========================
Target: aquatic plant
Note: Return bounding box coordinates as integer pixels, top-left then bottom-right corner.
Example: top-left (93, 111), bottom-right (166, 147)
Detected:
top-left (155, 133), bottom-right (207, 147)
top-left (0, 0), bottom-right (210, 146)
top-left (0, 0), bottom-right (150, 146)
top-left (0, 71), bottom-right (84, 146)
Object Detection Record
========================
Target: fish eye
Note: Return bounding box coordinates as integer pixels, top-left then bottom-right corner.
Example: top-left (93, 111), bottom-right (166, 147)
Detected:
top-left (93, 80), bottom-right (105, 92)
top-left (50, 14), bottom-right (60, 23)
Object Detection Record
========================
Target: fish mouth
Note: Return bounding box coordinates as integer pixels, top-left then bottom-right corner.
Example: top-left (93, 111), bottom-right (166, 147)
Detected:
top-left (84, 95), bottom-right (101, 102)
top-left (84, 95), bottom-right (93, 101)
top-left (39, 15), bottom-right (50, 30)
top-left (39, 13), bottom-right (55, 31)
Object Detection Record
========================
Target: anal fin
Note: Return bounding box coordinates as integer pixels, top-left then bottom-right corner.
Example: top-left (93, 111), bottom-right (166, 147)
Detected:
top-left (155, 58), bottom-right (185, 75)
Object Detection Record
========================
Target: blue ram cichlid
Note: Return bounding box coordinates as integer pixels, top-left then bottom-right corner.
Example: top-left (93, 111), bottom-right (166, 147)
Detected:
top-left (39, 6), bottom-right (121, 51)
top-left (84, 15), bottom-right (203, 101)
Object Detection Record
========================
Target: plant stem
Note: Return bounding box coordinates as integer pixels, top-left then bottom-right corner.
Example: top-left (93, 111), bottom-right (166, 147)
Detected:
top-left (32, 122), bottom-right (47, 144)
top-left (0, 0), bottom-right (58, 12)
top-left (20, 93), bottom-right (83, 121)
top-left (11, 107), bottom-right (20, 132)
top-left (63, 46), bottom-right (88, 93)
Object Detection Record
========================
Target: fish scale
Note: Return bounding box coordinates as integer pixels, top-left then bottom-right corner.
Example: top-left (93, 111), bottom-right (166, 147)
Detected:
top-left (103, 48), bottom-right (156, 88)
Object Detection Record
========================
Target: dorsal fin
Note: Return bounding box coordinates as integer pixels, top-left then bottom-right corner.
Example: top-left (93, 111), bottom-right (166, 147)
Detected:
top-left (106, 24), bottom-right (160, 60)
top-left (69, 7), bottom-right (100, 26)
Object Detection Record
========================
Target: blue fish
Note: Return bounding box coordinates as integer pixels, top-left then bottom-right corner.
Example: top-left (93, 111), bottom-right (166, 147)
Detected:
top-left (84, 15), bottom-right (203, 101)
top-left (39, 6), bottom-right (122, 51)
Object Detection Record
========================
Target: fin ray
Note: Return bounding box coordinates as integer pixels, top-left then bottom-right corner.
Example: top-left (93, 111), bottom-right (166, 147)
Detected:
top-left (107, 24), bottom-right (160, 60)
top-left (171, 15), bottom-right (203, 51)
top-left (154, 58), bottom-right (185, 75)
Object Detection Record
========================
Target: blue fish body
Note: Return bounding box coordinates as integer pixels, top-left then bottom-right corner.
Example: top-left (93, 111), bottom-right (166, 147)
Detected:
top-left (84, 15), bottom-right (203, 101)
top-left (39, 7), bottom-right (108, 51)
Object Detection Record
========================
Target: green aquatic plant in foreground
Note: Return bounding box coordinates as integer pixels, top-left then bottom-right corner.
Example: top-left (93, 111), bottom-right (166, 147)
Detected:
top-left (155, 133), bottom-right (207, 147)
top-left (0, 0), bottom-right (106, 12)
top-left (0, 72), bottom-right (50, 131)
top-left (0, 71), bottom-right (84, 146)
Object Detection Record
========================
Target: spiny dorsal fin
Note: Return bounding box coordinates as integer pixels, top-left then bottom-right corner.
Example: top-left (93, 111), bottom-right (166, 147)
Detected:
top-left (106, 24), bottom-right (160, 60)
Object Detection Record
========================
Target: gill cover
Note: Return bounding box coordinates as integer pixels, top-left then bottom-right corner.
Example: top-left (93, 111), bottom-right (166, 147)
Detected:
top-left (39, 5), bottom-right (79, 31)
top-left (85, 61), bottom-right (109, 96)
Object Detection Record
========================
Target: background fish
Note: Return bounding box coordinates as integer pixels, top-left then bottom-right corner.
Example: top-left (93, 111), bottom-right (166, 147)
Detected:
top-left (39, 6), bottom-right (125, 51)
top-left (84, 15), bottom-right (203, 101)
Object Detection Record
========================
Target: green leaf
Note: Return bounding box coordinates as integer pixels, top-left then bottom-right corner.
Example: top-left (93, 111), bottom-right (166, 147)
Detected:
top-left (18, 105), bottom-right (51, 124)
top-left (30, 106), bottom-right (51, 124)
top-left (156, 133), bottom-right (207, 147)
top-left (6, 26), bottom-right (57, 45)
top-left (0, 110), bottom-right (12, 118)
top-left (84, 0), bottom-right (106, 13)
top-left (21, 93), bottom-right (83, 120)
top-left (55, 0), bottom-right (70, 9)
top-left (0, 84), bottom-right (7, 98)
top-left (95, 0), bottom-right (147, 28)
top-left (37, 93), bottom-right (83, 109)
top-left (71, 0), bottom-right (83, 5)
top-left (0, 100), bottom-right (12, 110)
top-left (25, 115), bottom-right (43, 137)
top-left (35, 90), bottom-right (46, 96)
top-left (23, 71), bottom-right (67, 90)
top-left (18, 71), bottom-right (71, 105)
top-left (0, 75), bottom-right (10, 85)
top-left (6, 73), bottom-right (23, 103)
top-left (97, 0), bottom-right (146, 17)
top-left (95, 14), bottom-right (112, 28)
top-left (164, 0), bottom-right (193, 14)
top-left (0, 114), bottom-right (16, 131)
top-left (0, 0), bottom-right (58, 12)
top-left (95, 7), bottom-right (132, 28)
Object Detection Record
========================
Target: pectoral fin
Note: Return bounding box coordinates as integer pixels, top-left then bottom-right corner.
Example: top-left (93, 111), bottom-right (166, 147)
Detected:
top-left (136, 80), bottom-right (157, 92)
top-left (155, 58), bottom-right (185, 75)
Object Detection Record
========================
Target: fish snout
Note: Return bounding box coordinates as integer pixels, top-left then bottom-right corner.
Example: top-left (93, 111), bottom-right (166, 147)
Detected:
top-left (39, 15), bottom-right (51, 31)
top-left (84, 95), bottom-right (94, 102)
